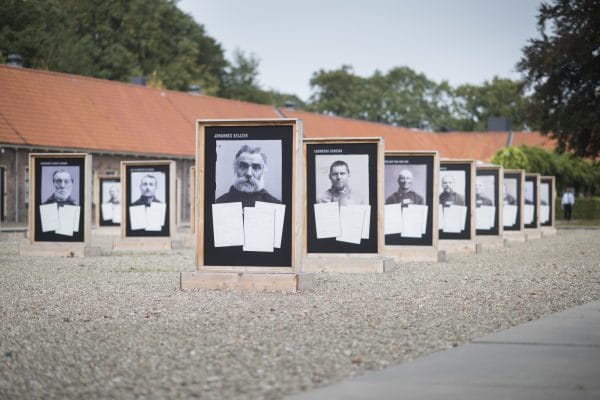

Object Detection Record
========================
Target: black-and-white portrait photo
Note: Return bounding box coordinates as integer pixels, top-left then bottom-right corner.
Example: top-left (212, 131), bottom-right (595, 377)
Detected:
top-left (439, 170), bottom-right (465, 206)
top-left (540, 182), bottom-right (550, 206)
top-left (503, 178), bottom-right (518, 205)
top-left (315, 154), bottom-right (369, 206)
top-left (34, 157), bottom-right (85, 242)
top-left (130, 171), bottom-right (166, 206)
top-left (385, 164), bottom-right (426, 205)
top-left (475, 175), bottom-right (495, 207)
top-left (41, 166), bottom-right (80, 206)
top-left (99, 179), bottom-right (121, 226)
top-left (215, 140), bottom-right (282, 207)
top-left (524, 180), bottom-right (534, 205)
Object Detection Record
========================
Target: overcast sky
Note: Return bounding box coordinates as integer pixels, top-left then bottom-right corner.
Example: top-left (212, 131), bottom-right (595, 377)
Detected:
top-left (178, 0), bottom-right (541, 101)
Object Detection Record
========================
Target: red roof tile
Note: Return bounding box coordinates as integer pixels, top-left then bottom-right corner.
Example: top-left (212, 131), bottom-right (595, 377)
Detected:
top-left (0, 65), bottom-right (556, 161)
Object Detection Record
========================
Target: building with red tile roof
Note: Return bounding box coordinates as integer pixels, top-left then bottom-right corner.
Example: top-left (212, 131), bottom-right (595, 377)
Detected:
top-left (0, 65), bottom-right (555, 224)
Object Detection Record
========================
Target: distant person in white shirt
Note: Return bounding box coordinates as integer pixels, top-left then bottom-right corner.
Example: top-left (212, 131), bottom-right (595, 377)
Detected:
top-left (561, 188), bottom-right (575, 221)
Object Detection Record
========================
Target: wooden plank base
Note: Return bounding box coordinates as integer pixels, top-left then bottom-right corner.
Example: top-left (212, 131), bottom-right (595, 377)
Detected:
top-left (180, 271), bottom-right (314, 292)
top-left (525, 228), bottom-right (542, 240)
top-left (113, 237), bottom-right (172, 251)
top-left (19, 242), bottom-right (87, 257)
top-left (385, 245), bottom-right (441, 263)
top-left (503, 231), bottom-right (527, 243)
top-left (475, 235), bottom-right (505, 249)
top-left (438, 239), bottom-right (477, 254)
top-left (540, 227), bottom-right (557, 237)
top-left (302, 255), bottom-right (395, 273)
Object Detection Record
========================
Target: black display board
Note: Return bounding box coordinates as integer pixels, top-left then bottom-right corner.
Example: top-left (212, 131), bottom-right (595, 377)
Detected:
top-left (202, 124), bottom-right (293, 267)
top-left (524, 174), bottom-right (538, 229)
top-left (98, 177), bottom-right (121, 227)
top-left (384, 154), bottom-right (434, 246)
top-left (34, 157), bottom-right (85, 242)
top-left (475, 168), bottom-right (500, 236)
top-left (306, 142), bottom-right (379, 253)
top-left (439, 162), bottom-right (472, 240)
top-left (125, 164), bottom-right (170, 237)
top-left (540, 177), bottom-right (554, 227)
top-left (503, 171), bottom-right (522, 231)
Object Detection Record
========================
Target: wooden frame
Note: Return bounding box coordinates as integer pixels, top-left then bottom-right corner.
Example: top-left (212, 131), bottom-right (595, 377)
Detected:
top-left (95, 175), bottom-right (121, 228)
top-left (194, 118), bottom-right (303, 274)
top-left (384, 150), bottom-right (440, 262)
top-left (438, 159), bottom-right (476, 253)
top-left (502, 169), bottom-right (526, 242)
top-left (113, 160), bottom-right (176, 250)
top-left (540, 176), bottom-right (556, 227)
top-left (20, 153), bottom-right (92, 256)
top-left (301, 137), bottom-right (391, 273)
top-left (524, 172), bottom-right (541, 232)
top-left (189, 166), bottom-right (196, 234)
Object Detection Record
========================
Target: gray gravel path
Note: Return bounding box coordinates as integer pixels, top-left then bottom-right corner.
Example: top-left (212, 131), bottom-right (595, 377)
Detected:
top-left (1, 229), bottom-right (599, 399)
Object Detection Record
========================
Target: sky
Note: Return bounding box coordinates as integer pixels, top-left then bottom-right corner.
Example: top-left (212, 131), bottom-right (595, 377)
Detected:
top-left (177, 0), bottom-right (541, 102)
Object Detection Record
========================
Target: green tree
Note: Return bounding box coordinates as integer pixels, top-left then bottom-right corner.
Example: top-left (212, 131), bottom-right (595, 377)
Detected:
top-left (491, 146), bottom-right (531, 170)
top-left (517, 0), bottom-right (600, 157)
top-left (219, 49), bottom-right (272, 104)
top-left (0, 0), bottom-right (227, 93)
top-left (452, 77), bottom-right (530, 131)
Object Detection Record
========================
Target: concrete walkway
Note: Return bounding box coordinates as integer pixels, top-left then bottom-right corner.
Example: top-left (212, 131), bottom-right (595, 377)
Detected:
top-left (288, 301), bottom-right (600, 400)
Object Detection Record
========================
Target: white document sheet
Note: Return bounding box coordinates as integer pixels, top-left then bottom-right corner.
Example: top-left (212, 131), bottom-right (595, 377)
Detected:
top-left (314, 202), bottom-right (341, 239)
top-left (443, 205), bottom-right (467, 233)
top-left (129, 205), bottom-right (147, 230)
top-left (146, 203), bottom-right (165, 231)
top-left (243, 206), bottom-right (275, 252)
top-left (438, 204), bottom-right (444, 231)
top-left (112, 204), bottom-right (121, 223)
top-left (355, 204), bottom-right (371, 239)
top-left (402, 204), bottom-right (427, 238)
top-left (384, 203), bottom-right (403, 235)
top-left (503, 205), bottom-right (518, 227)
top-left (255, 201), bottom-right (286, 248)
top-left (72, 205), bottom-right (80, 232)
top-left (336, 205), bottom-right (365, 244)
top-left (101, 203), bottom-right (113, 221)
top-left (540, 205), bottom-right (550, 224)
top-left (524, 204), bottom-right (535, 224)
top-left (56, 205), bottom-right (78, 236)
top-left (476, 206), bottom-right (496, 230)
top-left (39, 203), bottom-right (59, 232)
top-left (212, 202), bottom-right (244, 247)
top-left (420, 205), bottom-right (429, 234)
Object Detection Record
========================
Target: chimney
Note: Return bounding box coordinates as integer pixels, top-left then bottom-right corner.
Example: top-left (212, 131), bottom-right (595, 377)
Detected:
top-left (6, 54), bottom-right (23, 67)
top-left (188, 84), bottom-right (201, 96)
top-left (130, 76), bottom-right (147, 86)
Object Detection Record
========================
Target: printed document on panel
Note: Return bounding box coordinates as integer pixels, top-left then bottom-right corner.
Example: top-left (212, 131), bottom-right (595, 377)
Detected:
top-left (255, 201), bottom-right (286, 248)
top-left (40, 203), bottom-right (59, 232)
top-left (524, 204), bottom-right (535, 224)
top-left (336, 205), bottom-right (365, 244)
top-left (212, 202), bottom-right (244, 247)
top-left (384, 203), bottom-right (403, 235)
top-left (129, 205), bottom-right (147, 230)
top-left (503, 205), bottom-right (517, 227)
top-left (243, 206), bottom-right (275, 252)
top-left (314, 202), bottom-right (341, 239)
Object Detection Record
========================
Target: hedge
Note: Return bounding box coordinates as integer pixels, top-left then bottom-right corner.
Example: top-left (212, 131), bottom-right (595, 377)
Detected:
top-left (555, 197), bottom-right (600, 220)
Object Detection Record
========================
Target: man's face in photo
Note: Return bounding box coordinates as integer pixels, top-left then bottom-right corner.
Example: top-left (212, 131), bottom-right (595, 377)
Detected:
top-left (109, 185), bottom-right (120, 201)
top-left (234, 152), bottom-right (265, 193)
top-left (397, 170), bottom-right (413, 192)
top-left (140, 176), bottom-right (157, 198)
top-left (442, 176), bottom-right (454, 193)
top-left (476, 179), bottom-right (484, 195)
top-left (329, 164), bottom-right (349, 191)
top-left (53, 171), bottom-right (73, 201)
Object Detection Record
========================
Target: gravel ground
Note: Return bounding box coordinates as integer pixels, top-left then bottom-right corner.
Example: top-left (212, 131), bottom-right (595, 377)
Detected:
top-left (1, 228), bottom-right (599, 400)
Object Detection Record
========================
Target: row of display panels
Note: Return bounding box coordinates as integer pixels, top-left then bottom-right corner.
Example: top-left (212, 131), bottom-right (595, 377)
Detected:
top-left (26, 119), bottom-right (555, 268)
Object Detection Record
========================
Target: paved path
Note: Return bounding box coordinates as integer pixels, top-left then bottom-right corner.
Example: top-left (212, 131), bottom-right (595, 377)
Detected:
top-left (288, 301), bottom-right (600, 399)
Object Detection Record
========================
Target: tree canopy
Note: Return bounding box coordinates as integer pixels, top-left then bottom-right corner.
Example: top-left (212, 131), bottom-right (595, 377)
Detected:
top-left (307, 66), bottom-right (529, 132)
top-left (517, 0), bottom-right (600, 157)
